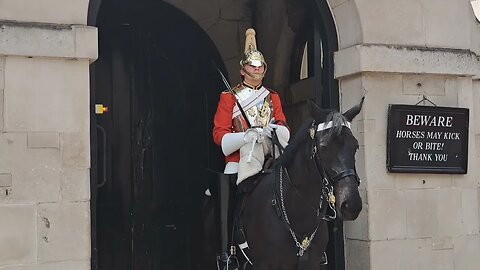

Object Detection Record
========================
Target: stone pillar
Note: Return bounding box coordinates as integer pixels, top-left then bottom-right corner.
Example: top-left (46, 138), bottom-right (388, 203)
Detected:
top-left (331, 1), bottom-right (480, 269)
top-left (0, 1), bottom-right (96, 269)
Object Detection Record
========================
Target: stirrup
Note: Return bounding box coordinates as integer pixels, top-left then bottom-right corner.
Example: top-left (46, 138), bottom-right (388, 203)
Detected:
top-left (216, 252), bottom-right (239, 270)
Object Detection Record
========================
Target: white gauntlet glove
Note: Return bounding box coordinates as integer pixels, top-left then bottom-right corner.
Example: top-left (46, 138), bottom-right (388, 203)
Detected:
top-left (263, 123), bottom-right (290, 142)
top-left (221, 132), bottom-right (246, 156)
top-left (244, 128), bottom-right (264, 144)
top-left (221, 128), bottom-right (267, 156)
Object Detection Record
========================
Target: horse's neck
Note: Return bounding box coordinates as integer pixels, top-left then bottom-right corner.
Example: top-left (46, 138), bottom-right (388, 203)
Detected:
top-left (284, 143), bottom-right (322, 204)
top-left (280, 151), bottom-right (323, 231)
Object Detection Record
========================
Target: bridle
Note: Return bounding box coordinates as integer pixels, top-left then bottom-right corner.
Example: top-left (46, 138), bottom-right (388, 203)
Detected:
top-left (309, 119), bottom-right (360, 186)
top-left (274, 118), bottom-right (360, 258)
top-left (309, 120), bottom-right (361, 214)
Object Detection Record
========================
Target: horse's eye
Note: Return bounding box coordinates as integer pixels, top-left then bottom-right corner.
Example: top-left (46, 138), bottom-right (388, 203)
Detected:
top-left (318, 140), bottom-right (328, 148)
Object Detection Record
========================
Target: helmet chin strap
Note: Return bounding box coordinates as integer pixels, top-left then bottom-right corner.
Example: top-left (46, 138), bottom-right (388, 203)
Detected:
top-left (242, 67), bottom-right (266, 80)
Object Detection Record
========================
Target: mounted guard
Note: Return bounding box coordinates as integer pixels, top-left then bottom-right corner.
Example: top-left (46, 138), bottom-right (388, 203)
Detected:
top-left (211, 28), bottom-right (290, 270)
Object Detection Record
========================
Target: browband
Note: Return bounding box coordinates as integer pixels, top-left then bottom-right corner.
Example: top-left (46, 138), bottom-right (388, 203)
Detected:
top-left (316, 121), bottom-right (351, 131)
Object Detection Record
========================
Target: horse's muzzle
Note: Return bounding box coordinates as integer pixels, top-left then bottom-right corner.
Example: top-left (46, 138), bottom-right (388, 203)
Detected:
top-left (335, 180), bottom-right (362, 220)
top-left (339, 196), bottom-right (362, 220)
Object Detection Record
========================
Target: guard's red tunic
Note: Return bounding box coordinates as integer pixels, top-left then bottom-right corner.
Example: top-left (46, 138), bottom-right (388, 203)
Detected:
top-left (213, 85), bottom-right (287, 163)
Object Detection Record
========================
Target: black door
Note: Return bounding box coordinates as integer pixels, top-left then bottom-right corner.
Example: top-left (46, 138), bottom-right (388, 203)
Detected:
top-left (284, 0), bottom-right (342, 268)
top-left (92, 2), bottom-right (225, 269)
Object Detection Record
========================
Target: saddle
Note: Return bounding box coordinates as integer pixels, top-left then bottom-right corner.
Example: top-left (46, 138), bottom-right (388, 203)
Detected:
top-left (236, 155), bottom-right (274, 194)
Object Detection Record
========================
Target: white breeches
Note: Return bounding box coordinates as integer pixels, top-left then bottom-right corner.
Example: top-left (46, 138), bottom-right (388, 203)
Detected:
top-left (224, 162), bottom-right (239, 174)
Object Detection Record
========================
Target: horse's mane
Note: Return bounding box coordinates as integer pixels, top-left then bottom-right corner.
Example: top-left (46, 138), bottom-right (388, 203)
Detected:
top-left (277, 110), bottom-right (348, 166)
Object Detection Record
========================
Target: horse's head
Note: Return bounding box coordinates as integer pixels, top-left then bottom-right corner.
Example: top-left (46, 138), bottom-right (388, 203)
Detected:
top-left (309, 98), bottom-right (364, 220)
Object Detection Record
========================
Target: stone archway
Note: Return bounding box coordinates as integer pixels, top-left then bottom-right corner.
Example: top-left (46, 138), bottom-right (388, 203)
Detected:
top-left (86, 1), bottom-right (365, 270)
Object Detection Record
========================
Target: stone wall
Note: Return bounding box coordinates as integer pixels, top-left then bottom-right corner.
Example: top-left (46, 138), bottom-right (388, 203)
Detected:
top-left (165, 0), bottom-right (294, 92)
top-left (0, 1), bottom-right (95, 269)
top-left (331, 0), bottom-right (480, 269)
top-left (1, 0), bottom-right (479, 269)
top-left (165, 0), bottom-right (252, 86)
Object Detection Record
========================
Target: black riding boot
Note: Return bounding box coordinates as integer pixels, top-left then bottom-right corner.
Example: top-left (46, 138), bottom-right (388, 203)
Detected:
top-left (214, 173), bottom-right (239, 270)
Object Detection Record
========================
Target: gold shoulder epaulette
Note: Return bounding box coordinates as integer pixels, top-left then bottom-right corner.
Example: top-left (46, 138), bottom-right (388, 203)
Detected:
top-left (221, 84), bottom-right (243, 94)
top-left (231, 83), bottom-right (244, 93)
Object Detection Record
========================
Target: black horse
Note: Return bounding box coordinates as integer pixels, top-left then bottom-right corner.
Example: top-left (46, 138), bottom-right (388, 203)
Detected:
top-left (202, 98), bottom-right (364, 270)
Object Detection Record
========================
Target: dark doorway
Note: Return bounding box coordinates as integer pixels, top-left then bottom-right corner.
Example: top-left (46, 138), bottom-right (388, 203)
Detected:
top-left (89, 0), bottom-right (345, 269)
top-left (281, 1), bottom-right (343, 268)
top-left (90, 1), bottom-right (224, 269)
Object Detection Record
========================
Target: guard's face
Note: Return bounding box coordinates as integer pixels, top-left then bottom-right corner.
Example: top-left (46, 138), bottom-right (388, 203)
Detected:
top-left (241, 64), bottom-right (265, 85)
top-left (242, 64), bottom-right (265, 75)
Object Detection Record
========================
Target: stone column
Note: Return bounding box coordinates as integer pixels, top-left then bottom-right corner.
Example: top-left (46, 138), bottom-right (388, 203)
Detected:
top-left (330, 0), bottom-right (480, 268)
top-left (0, 1), bottom-right (96, 269)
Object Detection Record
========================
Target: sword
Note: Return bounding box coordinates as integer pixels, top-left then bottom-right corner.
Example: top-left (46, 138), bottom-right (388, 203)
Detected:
top-left (211, 60), bottom-right (232, 91)
top-left (211, 60), bottom-right (252, 129)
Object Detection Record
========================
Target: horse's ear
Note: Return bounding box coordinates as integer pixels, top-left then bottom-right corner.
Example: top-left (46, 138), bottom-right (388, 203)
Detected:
top-left (308, 99), bottom-right (329, 120)
top-left (343, 97), bottom-right (365, 122)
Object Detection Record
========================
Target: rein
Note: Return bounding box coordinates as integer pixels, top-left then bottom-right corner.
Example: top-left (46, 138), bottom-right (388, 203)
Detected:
top-left (274, 119), bottom-right (360, 258)
top-left (278, 166), bottom-right (320, 257)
